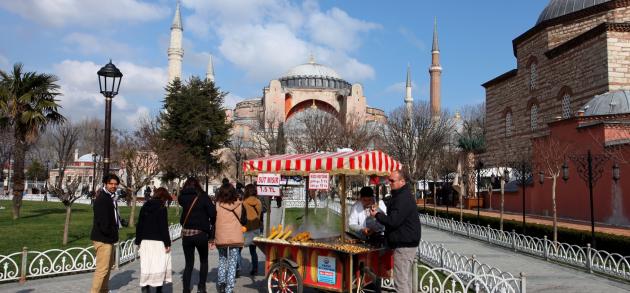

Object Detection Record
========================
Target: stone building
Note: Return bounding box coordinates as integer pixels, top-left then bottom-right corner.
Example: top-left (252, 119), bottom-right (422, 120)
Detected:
top-left (229, 56), bottom-right (387, 142)
top-left (482, 0), bottom-right (630, 165)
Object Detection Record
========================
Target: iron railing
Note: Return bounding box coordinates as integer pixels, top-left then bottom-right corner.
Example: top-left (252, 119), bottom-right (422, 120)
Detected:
top-left (0, 223), bottom-right (182, 283)
top-left (420, 213), bottom-right (630, 282)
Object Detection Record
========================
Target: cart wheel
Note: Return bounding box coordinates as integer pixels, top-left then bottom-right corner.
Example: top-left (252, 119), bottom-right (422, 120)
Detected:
top-left (267, 261), bottom-right (303, 293)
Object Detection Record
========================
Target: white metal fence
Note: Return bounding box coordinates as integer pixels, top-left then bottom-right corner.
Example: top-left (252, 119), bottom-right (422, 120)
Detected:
top-left (322, 198), bottom-right (526, 292)
top-left (420, 213), bottom-right (630, 282)
top-left (0, 223), bottom-right (182, 283)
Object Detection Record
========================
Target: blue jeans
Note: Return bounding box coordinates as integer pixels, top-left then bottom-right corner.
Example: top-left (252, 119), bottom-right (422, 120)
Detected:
top-left (217, 247), bottom-right (240, 293)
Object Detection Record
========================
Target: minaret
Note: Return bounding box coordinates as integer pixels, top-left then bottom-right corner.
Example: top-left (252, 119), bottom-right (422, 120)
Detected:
top-left (404, 64), bottom-right (413, 118)
top-left (167, 1), bottom-right (184, 84)
top-left (429, 18), bottom-right (442, 120)
top-left (206, 55), bottom-right (215, 82)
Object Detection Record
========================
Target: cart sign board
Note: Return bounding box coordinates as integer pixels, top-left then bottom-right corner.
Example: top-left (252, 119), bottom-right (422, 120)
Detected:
top-left (257, 173), bottom-right (281, 196)
top-left (257, 173), bottom-right (281, 186)
top-left (317, 256), bottom-right (336, 285)
top-left (256, 185), bottom-right (280, 196)
top-left (308, 173), bottom-right (329, 190)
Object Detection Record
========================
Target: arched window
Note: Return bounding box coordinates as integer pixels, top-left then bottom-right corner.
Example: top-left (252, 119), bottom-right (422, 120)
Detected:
top-left (529, 62), bottom-right (537, 90)
top-left (530, 104), bottom-right (538, 130)
top-left (561, 94), bottom-right (571, 118)
top-left (505, 112), bottom-right (513, 137)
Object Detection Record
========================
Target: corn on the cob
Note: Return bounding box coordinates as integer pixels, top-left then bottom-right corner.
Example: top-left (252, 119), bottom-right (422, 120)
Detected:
top-left (280, 230), bottom-right (293, 240)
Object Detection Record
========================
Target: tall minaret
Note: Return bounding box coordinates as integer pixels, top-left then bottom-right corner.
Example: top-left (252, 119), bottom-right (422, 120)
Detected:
top-left (206, 55), bottom-right (215, 82)
top-left (404, 64), bottom-right (413, 118)
top-left (429, 18), bottom-right (442, 120)
top-left (167, 1), bottom-right (184, 84)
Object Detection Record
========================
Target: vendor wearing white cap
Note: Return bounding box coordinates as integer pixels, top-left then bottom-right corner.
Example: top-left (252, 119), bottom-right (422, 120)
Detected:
top-left (348, 186), bottom-right (387, 240)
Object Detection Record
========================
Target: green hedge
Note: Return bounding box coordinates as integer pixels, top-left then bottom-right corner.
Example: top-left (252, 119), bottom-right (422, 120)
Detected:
top-left (418, 207), bottom-right (630, 256)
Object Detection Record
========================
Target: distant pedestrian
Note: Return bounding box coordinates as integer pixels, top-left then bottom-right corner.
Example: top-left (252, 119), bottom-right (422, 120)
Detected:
top-left (136, 187), bottom-right (172, 293)
top-left (90, 174), bottom-right (121, 293)
top-left (370, 170), bottom-right (421, 293)
top-left (179, 177), bottom-right (216, 293)
top-left (242, 184), bottom-right (262, 276)
top-left (213, 184), bottom-right (247, 293)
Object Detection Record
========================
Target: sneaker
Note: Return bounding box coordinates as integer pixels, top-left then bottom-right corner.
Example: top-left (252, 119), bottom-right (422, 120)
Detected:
top-left (235, 270), bottom-right (241, 278)
top-left (217, 283), bottom-right (226, 293)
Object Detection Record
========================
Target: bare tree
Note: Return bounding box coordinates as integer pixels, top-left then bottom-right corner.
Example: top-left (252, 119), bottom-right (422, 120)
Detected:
top-left (335, 113), bottom-right (379, 151)
top-left (533, 136), bottom-right (569, 243)
top-left (286, 109), bottom-right (341, 153)
top-left (379, 101), bottom-right (453, 188)
top-left (250, 112), bottom-right (286, 156)
top-left (50, 177), bottom-right (81, 245)
top-left (50, 123), bottom-right (82, 189)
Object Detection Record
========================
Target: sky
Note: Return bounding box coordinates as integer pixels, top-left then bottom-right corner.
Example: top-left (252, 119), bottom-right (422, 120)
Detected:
top-left (0, 0), bottom-right (549, 129)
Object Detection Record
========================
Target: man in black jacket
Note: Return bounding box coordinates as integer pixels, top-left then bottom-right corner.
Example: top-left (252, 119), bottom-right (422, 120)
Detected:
top-left (370, 170), bottom-right (421, 293)
top-left (90, 174), bottom-right (121, 293)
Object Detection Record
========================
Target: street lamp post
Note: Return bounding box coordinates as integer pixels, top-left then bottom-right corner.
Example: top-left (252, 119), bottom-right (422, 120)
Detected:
top-left (97, 60), bottom-right (123, 175)
top-left (235, 151), bottom-right (241, 184)
top-left (517, 162), bottom-right (532, 234)
top-left (566, 150), bottom-right (617, 248)
top-left (44, 160), bottom-right (50, 201)
top-left (91, 153), bottom-right (97, 193)
top-left (476, 161), bottom-right (484, 225)
top-left (205, 145), bottom-right (210, 194)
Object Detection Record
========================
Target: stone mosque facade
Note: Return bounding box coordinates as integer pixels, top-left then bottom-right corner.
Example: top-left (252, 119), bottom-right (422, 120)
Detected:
top-left (483, 0), bottom-right (630, 164)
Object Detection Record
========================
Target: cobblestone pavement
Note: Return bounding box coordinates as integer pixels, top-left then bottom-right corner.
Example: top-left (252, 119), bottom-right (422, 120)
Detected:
top-left (422, 225), bottom-right (630, 293)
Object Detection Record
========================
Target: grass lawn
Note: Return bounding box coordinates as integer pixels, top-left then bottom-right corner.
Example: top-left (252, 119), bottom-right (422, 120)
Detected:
top-left (283, 208), bottom-right (342, 233)
top-left (0, 200), bottom-right (180, 254)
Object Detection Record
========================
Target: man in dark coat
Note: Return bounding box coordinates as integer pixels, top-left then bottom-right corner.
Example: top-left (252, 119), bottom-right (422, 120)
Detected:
top-left (90, 174), bottom-right (121, 293)
top-left (370, 170), bottom-right (421, 293)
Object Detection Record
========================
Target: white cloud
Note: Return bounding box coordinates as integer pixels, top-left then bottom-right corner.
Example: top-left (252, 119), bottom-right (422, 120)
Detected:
top-left (52, 60), bottom-right (167, 129)
top-left (306, 7), bottom-right (381, 52)
top-left (63, 33), bottom-right (133, 57)
top-left (183, 0), bottom-right (378, 83)
top-left (218, 23), bottom-right (310, 80)
top-left (0, 0), bottom-right (169, 27)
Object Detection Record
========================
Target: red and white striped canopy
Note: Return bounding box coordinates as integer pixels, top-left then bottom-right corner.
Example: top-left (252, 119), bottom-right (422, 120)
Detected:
top-left (242, 150), bottom-right (402, 176)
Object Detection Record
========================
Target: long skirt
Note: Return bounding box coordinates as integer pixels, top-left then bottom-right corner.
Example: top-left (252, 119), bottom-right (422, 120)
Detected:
top-left (139, 240), bottom-right (172, 287)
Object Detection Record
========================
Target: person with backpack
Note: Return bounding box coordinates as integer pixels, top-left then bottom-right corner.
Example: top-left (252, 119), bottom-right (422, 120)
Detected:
top-left (212, 184), bottom-right (247, 293)
top-left (242, 184), bottom-right (262, 276)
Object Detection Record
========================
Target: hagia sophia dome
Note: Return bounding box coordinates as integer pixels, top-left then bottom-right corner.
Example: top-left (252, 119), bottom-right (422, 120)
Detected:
top-left (278, 57), bottom-right (352, 91)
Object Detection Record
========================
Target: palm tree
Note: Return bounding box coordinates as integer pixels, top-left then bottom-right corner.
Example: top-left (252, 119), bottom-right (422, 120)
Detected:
top-left (0, 63), bottom-right (65, 219)
top-left (456, 120), bottom-right (485, 221)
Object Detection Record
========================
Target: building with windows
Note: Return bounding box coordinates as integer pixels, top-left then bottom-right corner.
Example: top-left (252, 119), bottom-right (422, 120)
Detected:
top-left (483, 0), bottom-right (630, 163)
top-left (481, 0), bottom-right (630, 225)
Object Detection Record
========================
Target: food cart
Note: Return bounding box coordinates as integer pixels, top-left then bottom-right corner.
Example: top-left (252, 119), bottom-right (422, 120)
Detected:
top-left (243, 150), bottom-right (402, 292)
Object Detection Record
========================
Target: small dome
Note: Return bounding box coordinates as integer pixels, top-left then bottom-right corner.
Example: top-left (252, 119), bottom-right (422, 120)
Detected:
top-left (281, 57), bottom-right (342, 80)
top-left (77, 153), bottom-right (100, 162)
top-left (581, 90), bottom-right (630, 116)
top-left (537, 0), bottom-right (612, 25)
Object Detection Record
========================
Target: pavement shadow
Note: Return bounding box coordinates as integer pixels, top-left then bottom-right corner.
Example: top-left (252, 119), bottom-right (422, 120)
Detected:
top-left (14, 289), bottom-right (35, 293)
top-left (109, 269), bottom-right (134, 290)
